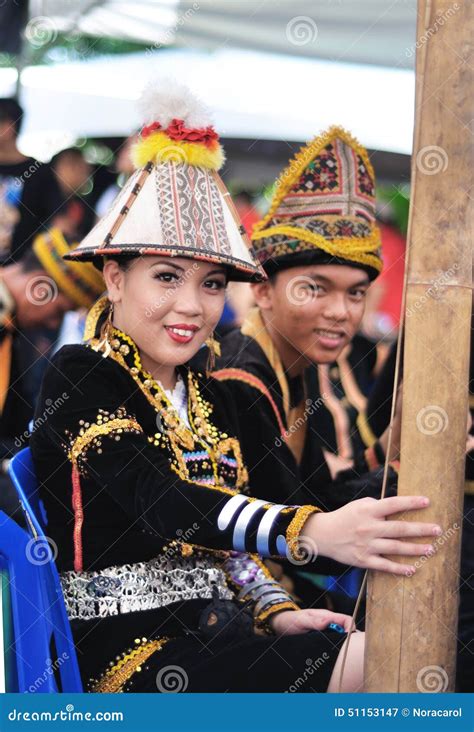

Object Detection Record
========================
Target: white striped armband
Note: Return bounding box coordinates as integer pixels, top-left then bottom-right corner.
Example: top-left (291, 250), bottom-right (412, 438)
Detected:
top-left (216, 495), bottom-right (299, 557)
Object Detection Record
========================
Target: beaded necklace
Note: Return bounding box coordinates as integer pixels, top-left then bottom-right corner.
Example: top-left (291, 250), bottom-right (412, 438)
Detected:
top-left (90, 327), bottom-right (248, 490)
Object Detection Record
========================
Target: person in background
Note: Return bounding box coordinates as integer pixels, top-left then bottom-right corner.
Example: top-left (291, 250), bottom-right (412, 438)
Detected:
top-left (0, 228), bottom-right (104, 524)
top-left (199, 127), bottom-right (401, 612)
top-left (0, 98), bottom-right (64, 264)
top-left (51, 147), bottom-right (94, 240)
top-left (95, 133), bottom-right (138, 220)
top-left (207, 127), bottom-right (400, 512)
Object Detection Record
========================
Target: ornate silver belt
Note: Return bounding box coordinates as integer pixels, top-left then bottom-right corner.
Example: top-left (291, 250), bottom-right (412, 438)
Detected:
top-left (60, 554), bottom-right (234, 621)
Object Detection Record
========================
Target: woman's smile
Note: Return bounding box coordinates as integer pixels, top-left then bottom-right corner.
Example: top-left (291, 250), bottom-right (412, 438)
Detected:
top-left (164, 323), bottom-right (201, 344)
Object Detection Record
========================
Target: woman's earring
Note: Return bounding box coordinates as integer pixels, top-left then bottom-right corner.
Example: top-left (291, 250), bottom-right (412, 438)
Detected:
top-left (95, 301), bottom-right (114, 358)
top-left (205, 332), bottom-right (221, 374)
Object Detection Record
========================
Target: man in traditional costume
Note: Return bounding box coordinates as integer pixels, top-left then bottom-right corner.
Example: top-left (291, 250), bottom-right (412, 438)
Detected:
top-left (209, 128), bottom-right (399, 512)
top-left (202, 128), bottom-right (402, 606)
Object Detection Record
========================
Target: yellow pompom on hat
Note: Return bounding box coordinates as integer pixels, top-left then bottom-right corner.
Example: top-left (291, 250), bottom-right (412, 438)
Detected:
top-left (251, 126), bottom-right (383, 280)
top-left (32, 228), bottom-right (104, 308)
top-left (64, 80), bottom-right (264, 283)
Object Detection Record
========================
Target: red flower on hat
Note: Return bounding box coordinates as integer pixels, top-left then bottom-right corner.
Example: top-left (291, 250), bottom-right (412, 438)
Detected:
top-left (166, 118), bottom-right (219, 147)
top-left (140, 117), bottom-right (219, 148)
top-left (141, 121), bottom-right (162, 138)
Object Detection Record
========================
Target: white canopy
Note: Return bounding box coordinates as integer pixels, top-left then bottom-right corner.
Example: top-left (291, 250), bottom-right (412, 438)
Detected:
top-left (29, 0), bottom-right (417, 70)
top-left (0, 1), bottom-right (419, 159)
top-left (0, 48), bottom-right (415, 160)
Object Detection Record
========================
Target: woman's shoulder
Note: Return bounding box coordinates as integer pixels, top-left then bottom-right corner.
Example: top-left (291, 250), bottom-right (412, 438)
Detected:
top-left (45, 343), bottom-right (129, 393)
top-left (51, 342), bottom-right (108, 371)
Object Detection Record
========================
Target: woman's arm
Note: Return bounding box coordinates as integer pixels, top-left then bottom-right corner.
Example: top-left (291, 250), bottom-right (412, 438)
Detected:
top-left (32, 346), bottom-right (319, 560)
top-left (33, 346), bottom-right (440, 577)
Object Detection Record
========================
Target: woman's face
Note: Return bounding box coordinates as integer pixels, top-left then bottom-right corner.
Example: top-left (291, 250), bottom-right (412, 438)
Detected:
top-left (102, 256), bottom-right (226, 375)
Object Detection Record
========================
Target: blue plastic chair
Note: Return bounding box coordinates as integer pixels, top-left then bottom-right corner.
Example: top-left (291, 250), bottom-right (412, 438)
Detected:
top-left (8, 447), bottom-right (48, 536)
top-left (1, 448), bottom-right (83, 692)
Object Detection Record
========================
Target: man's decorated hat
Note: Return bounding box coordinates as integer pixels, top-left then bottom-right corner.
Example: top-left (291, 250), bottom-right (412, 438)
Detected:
top-left (64, 82), bottom-right (265, 283)
top-left (32, 228), bottom-right (104, 308)
top-left (251, 126), bottom-right (383, 279)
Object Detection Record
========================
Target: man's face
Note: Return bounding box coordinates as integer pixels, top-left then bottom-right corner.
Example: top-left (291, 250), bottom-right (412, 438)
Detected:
top-left (253, 263), bottom-right (370, 371)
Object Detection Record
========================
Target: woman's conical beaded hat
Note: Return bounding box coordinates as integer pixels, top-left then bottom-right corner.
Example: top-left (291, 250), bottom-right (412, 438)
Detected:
top-left (65, 81), bottom-right (265, 282)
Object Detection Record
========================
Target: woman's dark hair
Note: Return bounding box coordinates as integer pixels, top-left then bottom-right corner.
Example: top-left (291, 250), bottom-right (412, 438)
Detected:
top-left (96, 254), bottom-right (138, 272)
top-left (99, 255), bottom-right (231, 282)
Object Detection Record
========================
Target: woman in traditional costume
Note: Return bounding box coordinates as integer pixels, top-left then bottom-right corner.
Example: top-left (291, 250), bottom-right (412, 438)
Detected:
top-left (30, 83), bottom-right (439, 693)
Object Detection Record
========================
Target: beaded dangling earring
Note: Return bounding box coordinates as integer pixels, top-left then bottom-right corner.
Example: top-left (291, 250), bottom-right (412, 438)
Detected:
top-left (205, 332), bottom-right (221, 375)
top-left (93, 301), bottom-right (114, 358)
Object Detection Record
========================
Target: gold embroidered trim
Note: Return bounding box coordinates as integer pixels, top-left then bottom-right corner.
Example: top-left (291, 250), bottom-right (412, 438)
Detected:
top-left (253, 225), bottom-right (382, 272)
top-left (68, 414), bottom-right (142, 464)
top-left (249, 553), bottom-right (275, 580)
top-left (83, 295), bottom-right (110, 341)
top-left (317, 363), bottom-right (352, 460)
top-left (337, 349), bottom-right (367, 415)
top-left (356, 411), bottom-right (378, 449)
top-left (169, 462), bottom-right (237, 496)
top-left (91, 637), bottom-right (169, 693)
top-left (255, 601), bottom-right (299, 629)
top-left (90, 328), bottom-right (249, 494)
top-left (465, 480), bottom-right (474, 495)
top-left (240, 308), bottom-right (291, 421)
top-left (285, 505), bottom-right (320, 562)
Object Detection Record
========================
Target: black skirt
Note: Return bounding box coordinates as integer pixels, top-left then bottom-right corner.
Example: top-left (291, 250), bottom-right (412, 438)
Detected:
top-left (71, 600), bottom-right (347, 694)
top-left (123, 629), bottom-right (347, 693)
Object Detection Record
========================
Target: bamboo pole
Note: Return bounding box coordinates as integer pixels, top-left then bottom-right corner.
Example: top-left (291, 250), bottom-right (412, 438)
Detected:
top-left (364, 0), bottom-right (473, 692)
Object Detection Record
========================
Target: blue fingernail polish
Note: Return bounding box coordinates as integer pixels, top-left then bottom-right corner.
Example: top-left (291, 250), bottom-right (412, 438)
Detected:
top-left (328, 622), bottom-right (345, 634)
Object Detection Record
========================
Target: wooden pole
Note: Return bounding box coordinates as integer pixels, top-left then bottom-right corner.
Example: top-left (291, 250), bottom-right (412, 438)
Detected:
top-left (364, 0), bottom-right (473, 692)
